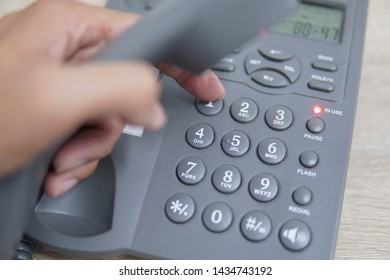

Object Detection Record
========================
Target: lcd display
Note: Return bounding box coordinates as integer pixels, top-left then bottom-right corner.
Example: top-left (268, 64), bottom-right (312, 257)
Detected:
top-left (270, 2), bottom-right (344, 43)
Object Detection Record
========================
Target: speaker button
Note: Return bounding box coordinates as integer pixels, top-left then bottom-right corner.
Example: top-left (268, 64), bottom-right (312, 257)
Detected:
top-left (279, 220), bottom-right (311, 251)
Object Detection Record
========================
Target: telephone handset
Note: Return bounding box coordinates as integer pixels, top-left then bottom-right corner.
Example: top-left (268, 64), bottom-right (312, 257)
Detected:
top-left (0, 0), bottom-right (298, 259)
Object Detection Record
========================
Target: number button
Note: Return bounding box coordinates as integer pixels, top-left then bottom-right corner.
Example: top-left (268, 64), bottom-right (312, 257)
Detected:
top-left (221, 130), bottom-right (250, 157)
top-left (231, 98), bottom-right (258, 123)
top-left (265, 105), bottom-right (293, 131)
top-left (212, 165), bottom-right (242, 194)
top-left (186, 123), bottom-right (214, 149)
top-left (249, 173), bottom-right (279, 202)
top-left (196, 99), bottom-right (224, 116)
top-left (202, 202), bottom-right (233, 233)
top-left (257, 137), bottom-right (287, 165)
top-left (176, 157), bottom-right (206, 185)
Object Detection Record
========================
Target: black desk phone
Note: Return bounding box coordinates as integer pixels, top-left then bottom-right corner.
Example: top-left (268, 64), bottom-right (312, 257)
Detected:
top-left (0, 0), bottom-right (368, 259)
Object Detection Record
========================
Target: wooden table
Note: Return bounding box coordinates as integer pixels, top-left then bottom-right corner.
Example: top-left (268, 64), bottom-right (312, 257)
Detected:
top-left (1, 0), bottom-right (389, 259)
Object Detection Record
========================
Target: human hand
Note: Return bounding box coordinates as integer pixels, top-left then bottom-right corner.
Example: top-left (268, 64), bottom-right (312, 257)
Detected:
top-left (0, 0), bottom-right (224, 196)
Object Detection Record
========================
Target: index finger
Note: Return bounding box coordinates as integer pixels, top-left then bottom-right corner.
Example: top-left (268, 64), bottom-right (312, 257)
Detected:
top-left (157, 63), bottom-right (225, 101)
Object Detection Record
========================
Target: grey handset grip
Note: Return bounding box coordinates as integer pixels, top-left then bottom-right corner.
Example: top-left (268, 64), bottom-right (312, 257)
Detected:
top-left (93, 0), bottom-right (298, 73)
top-left (0, 0), bottom-right (298, 259)
top-left (0, 150), bottom-right (55, 259)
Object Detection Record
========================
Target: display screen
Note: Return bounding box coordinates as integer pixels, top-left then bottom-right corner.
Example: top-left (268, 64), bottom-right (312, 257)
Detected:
top-left (270, 2), bottom-right (344, 43)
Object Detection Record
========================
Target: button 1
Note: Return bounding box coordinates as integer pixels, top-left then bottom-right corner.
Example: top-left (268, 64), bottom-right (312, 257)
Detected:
top-left (211, 61), bottom-right (236, 72)
top-left (293, 187), bottom-right (313, 206)
top-left (241, 211), bottom-right (272, 242)
top-left (186, 123), bottom-right (214, 149)
top-left (221, 130), bottom-right (250, 157)
top-left (252, 70), bottom-right (289, 88)
top-left (212, 164), bottom-right (241, 194)
top-left (231, 98), bottom-right (259, 123)
top-left (306, 118), bottom-right (325, 134)
top-left (265, 105), bottom-right (294, 131)
top-left (312, 60), bottom-right (338, 72)
top-left (165, 193), bottom-right (195, 224)
top-left (249, 173), bottom-right (279, 202)
top-left (308, 80), bottom-right (335, 93)
top-left (299, 150), bottom-right (319, 168)
top-left (177, 157), bottom-right (206, 185)
top-left (196, 99), bottom-right (224, 116)
top-left (280, 220), bottom-right (311, 251)
top-left (202, 202), bottom-right (233, 233)
top-left (258, 138), bottom-right (287, 165)
top-left (259, 46), bottom-right (294, 61)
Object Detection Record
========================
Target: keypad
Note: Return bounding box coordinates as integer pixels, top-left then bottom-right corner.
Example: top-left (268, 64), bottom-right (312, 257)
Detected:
top-left (167, 45), bottom-right (329, 253)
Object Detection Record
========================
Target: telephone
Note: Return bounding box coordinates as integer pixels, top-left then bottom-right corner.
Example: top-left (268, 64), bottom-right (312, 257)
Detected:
top-left (0, 0), bottom-right (368, 260)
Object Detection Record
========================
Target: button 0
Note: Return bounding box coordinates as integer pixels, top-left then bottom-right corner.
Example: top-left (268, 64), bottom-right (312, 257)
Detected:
top-left (202, 202), bottom-right (233, 233)
top-left (165, 193), bottom-right (195, 224)
top-left (280, 220), bottom-right (311, 251)
top-left (241, 211), bottom-right (272, 242)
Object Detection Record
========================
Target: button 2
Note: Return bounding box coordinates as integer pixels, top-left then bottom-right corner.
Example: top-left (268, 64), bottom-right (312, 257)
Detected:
top-left (231, 98), bottom-right (259, 123)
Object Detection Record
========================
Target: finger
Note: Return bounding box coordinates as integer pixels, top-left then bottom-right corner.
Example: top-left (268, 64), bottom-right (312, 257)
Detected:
top-left (157, 63), bottom-right (225, 101)
top-left (51, 116), bottom-right (124, 174)
top-left (33, 61), bottom-right (165, 152)
top-left (44, 159), bottom-right (99, 197)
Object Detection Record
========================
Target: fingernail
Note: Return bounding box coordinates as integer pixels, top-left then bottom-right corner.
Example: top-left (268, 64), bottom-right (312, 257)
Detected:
top-left (54, 178), bottom-right (78, 197)
top-left (148, 102), bottom-right (166, 130)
